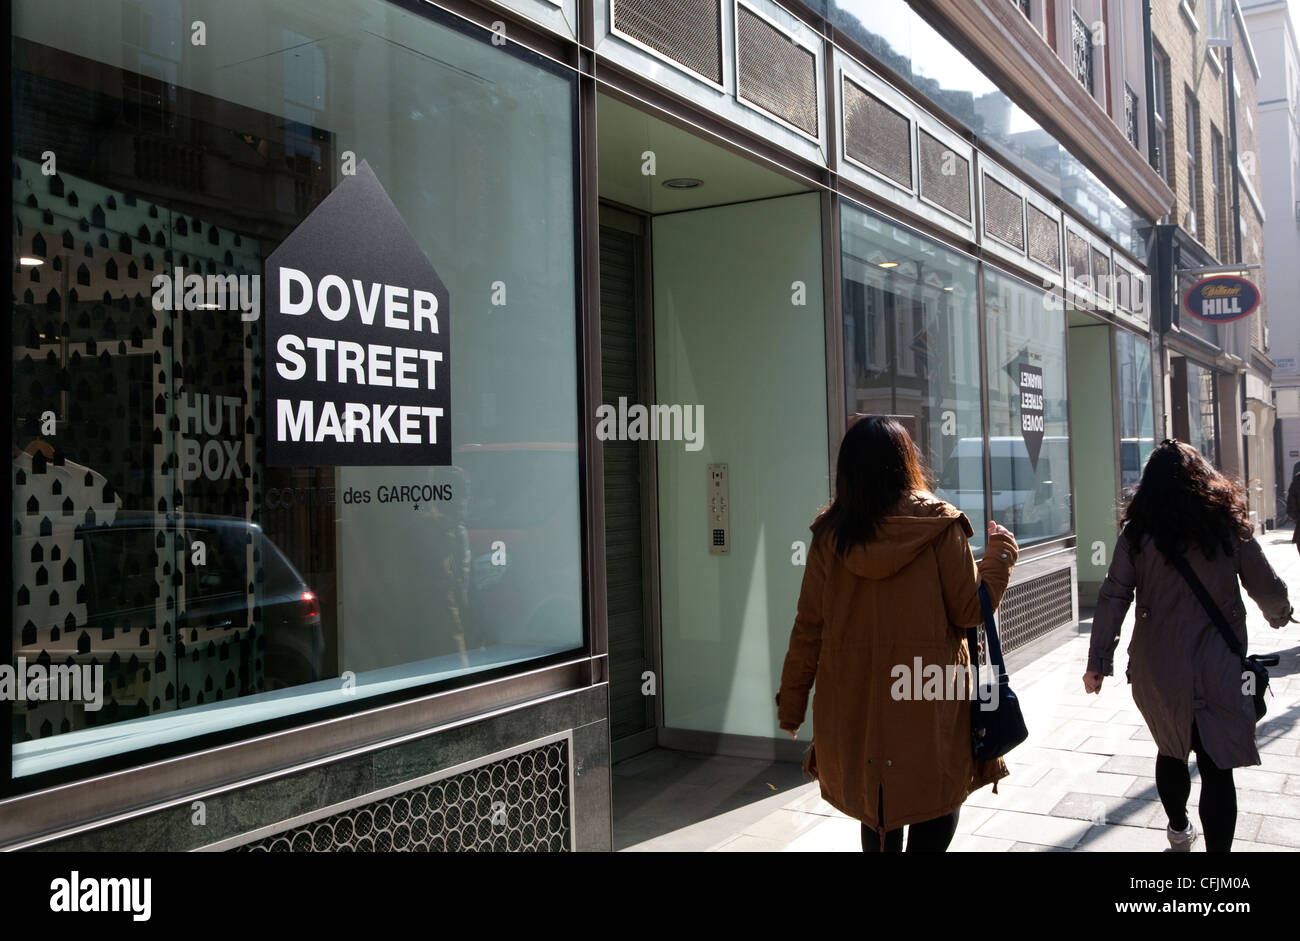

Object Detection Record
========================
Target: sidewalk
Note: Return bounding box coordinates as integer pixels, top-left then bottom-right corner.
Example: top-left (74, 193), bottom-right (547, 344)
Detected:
top-left (616, 531), bottom-right (1300, 852)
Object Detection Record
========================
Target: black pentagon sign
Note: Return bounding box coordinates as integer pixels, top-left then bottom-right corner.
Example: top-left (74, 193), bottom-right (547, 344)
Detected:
top-left (265, 160), bottom-right (450, 466)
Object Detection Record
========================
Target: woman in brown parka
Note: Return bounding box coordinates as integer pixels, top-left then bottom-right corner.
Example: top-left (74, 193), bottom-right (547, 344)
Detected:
top-left (776, 416), bottom-right (1019, 852)
top-left (1085, 439), bottom-right (1292, 852)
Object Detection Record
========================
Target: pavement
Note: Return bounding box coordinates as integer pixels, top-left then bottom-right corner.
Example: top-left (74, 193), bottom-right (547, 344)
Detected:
top-left (614, 530), bottom-right (1300, 852)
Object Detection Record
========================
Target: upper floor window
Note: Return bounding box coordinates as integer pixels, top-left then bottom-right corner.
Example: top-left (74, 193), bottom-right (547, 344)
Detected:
top-left (1153, 48), bottom-right (1173, 185)
top-left (1211, 125), bottom-right (1228, 257)
top-left (1072, 11), bottom-right (1095, 94)
top-left (1125, 85), bottom-right (1141, 150)
top-left (1186, 91), bottom-right (1201, 237)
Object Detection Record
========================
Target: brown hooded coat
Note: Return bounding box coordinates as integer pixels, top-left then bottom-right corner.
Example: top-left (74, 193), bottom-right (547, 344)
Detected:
top-left (776, 491), bottom-right (1018, 832)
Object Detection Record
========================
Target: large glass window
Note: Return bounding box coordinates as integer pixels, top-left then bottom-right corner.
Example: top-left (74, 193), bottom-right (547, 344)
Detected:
top-left (1116, 332), bottom-right (1155, 494)
top-left (840, 202), bottom-right (985, 550)
top-left (983, 268), bottom-right (1071, 544)
top-left (10, 0), bottom-right (581, 780)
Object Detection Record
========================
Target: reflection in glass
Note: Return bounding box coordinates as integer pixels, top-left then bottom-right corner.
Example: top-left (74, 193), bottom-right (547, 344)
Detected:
top-left (1117, 332), bottom-right (1155, 494)
top-left (821, 0), bottom-right (1147, 254)
top-left (840, 201), bottom-right (985, 550)
top-left (984, 269), bottom-right (1072, 544)
top-left (10, 0), bottom-right (581, 777)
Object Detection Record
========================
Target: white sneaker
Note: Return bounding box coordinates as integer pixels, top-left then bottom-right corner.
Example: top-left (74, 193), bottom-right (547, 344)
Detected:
top-left (1167, 820), bottom-right (1197, 851)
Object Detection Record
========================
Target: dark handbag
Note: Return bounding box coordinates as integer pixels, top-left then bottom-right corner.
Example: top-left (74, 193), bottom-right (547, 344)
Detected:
top-left (1164, 552), bottom-right (1277, 722)
top-left (967, 583), bottom-right (1029, 760)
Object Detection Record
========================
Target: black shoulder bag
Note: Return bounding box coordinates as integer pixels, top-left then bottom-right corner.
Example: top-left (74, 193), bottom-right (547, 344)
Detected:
top-left (968, 584), bottom-right (1028, 760)
top-left (1164, 552), bottom-right (1278, 722)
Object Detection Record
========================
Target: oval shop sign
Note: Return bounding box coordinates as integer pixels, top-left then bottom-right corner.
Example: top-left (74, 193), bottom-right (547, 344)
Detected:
top-left (1184, 275), bottom-right (1260, 324)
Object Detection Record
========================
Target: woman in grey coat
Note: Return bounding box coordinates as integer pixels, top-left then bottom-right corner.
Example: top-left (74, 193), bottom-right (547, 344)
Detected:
top-left (1084, 440), bottom-right (1292, 852)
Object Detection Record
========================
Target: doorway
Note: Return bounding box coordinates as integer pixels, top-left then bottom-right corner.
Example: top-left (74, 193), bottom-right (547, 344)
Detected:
top-left (1067, 310), bottom-right (1119, 606)
top-left (596, 92), bottom-right (829, 785)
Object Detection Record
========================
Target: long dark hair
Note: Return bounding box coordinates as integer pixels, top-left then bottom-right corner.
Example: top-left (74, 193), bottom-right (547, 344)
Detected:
top-left (811, 416), bottom-right (932, 557)
top-left (1122, 438), bottom-right (1252, 560)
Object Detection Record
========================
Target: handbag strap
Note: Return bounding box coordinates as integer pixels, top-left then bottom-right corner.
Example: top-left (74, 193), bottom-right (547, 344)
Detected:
top-left (1162, 551), bottom-right (1246, 660)
top-left (967, 583), bottom-right (1007, 685)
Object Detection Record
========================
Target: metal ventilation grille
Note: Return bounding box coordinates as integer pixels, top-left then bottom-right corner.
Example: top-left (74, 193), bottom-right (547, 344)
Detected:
top-left (1066, 231), bottom-right (1091, 284)
top-left (1113, 262), bottom-right (1134, 310)
top-left (1026, 205), bottom-right (1061, 270)
top-left (1091, 248), bottom-right (1111, 301)
top-left (843, 78), bottom-right (911, 187)
top-left (736, 7), bottom-right (818, 136)
top-left (612, 0), bottom-right (723, 85)
top-left (235, 740), bottom-right (571, 852)
top-left (995, 568), bottom-right (1073, 652)
top-left (918, 130), bottom-right (971, 221)
top-left (982, 175), bottom-right (1025, 251)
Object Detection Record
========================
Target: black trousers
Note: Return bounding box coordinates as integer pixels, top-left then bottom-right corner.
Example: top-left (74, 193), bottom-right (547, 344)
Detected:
top-left (860, 788), bottom-right (960, 852)
top-left (1155, 721), bottom-right (1237, 852)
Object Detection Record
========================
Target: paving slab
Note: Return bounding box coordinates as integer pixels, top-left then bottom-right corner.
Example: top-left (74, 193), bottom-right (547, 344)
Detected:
top-left (611, 535), bottom-right (1300, 852)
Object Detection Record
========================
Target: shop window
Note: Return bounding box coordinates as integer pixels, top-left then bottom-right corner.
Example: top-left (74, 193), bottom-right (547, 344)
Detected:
top-left (983, 268), bottom-right (1071, 545)
top-left (10, 0), bottom-right (582, 781)
top-left (840, 201), bottom-right (986, 551)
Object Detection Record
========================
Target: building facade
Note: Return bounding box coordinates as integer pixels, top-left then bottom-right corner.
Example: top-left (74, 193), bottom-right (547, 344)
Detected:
top-left (1147, 0), bottom-right (1276, 526)
top-left (1242, 1), bottom-right (1300, 503)
top-left (3, 0), bottom-right (1171, 851)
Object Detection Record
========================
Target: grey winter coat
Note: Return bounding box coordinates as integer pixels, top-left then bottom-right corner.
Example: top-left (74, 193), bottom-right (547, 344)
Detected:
top-left (1087, 527), bottom-right (1292, 769)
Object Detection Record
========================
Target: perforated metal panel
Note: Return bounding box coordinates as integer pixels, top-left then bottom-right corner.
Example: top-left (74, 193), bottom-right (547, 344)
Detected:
top-left (1066, 231), bottom-right (1090, 285)
top-left (1091, 248), bottom-right (1111, 301)
top-left (1113, 261), bottom-right (1134, 311)
top-left (843, 78), bottom-right (911, 188)
top-left (918, 130), bottom-right (970, 221)
top-left (1026, 204), bottom-right (1061, 271)
top-left (981, 174), bottom-right (1025, 251)
top-left (736, 7), bottom-right (818, 136)
top-left (996, 569), bottom-right (1074, 652)
top-left (612, 0), bottom-right (723, 85)
top-left (234, 739), bottom-right (572, 852)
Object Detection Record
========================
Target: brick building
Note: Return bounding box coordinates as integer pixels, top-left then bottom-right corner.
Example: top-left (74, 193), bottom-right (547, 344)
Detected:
top-left (1148, 0), bottom-right (1276, 526)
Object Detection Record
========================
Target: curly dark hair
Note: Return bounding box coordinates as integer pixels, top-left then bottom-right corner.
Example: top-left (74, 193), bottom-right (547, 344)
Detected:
top-left (811, 415), bottom-right (933, 557)
top-left (1122, 438), bottom-right (1253, 560)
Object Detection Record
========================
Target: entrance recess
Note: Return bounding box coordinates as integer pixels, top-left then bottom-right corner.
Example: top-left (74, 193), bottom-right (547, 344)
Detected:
top-left (596, 92), bottom-right (828, 766)
top-left (1067, 309), bottom-right (1118, 607)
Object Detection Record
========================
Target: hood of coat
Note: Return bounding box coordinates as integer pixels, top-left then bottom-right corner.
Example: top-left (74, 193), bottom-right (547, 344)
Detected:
top-left (838, 491), bottom-right (973, 579)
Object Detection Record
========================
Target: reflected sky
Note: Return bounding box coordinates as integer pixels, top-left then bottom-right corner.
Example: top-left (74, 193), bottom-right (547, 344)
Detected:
top-left (818, 0), bottom-right (1149, 255)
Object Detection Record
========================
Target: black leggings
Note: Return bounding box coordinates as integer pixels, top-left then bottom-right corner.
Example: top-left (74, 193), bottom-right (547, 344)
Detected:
top-left (860, 788), bottom-right (960, 852)
top-left (1155, 722), bottom-right (1237, 852)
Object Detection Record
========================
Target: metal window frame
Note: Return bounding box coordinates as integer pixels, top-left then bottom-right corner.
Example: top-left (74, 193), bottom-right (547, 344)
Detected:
top-left (732, 0), bottom-right (825, 145)
top-left (837, 69), bottom-right (917, 196)
top-left (976, 155), bottom-right (1030, 263)
top-left (1021, 185), bottom-right (1066, 291)
top-left (915, 117), bottom-right (976, 229)
top-left (608, 0), bottom-right (729, 92)
top-left (1088, 239), bottom-right (1115, 315)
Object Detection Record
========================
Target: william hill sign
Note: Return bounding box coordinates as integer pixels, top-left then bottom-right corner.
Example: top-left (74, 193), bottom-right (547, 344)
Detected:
top-left (1184, 275), bottom-right (1259, 324)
